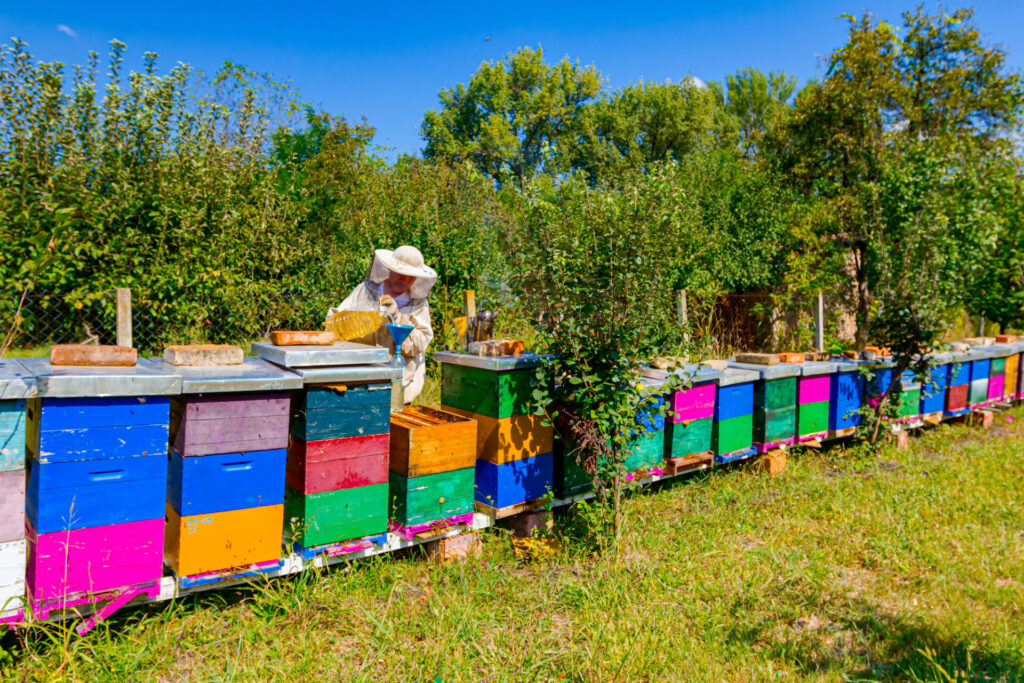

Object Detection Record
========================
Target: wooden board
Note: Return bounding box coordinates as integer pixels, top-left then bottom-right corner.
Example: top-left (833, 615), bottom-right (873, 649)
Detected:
top-left (34, 396), bottom-right (169, 431)
top-left (735, 353), bottom-right (779, 365)
top-left (284, 483), bottom-right (388, 548)
top-left (26, 518), bottom-right (164, 602)
top-left (299, 383), bottom-right (391, 411)
top-left (0, 469), bottom-right (25, 543)
top-left (663, 452), bottom-right (713, 476)
top-left (388, 468), bottom-right (475, 528)
top-left (712, 414), bottom-right (753, 456)
top-left (440, 364), bottom-right (536, 419)
top-left (49, 344), bottom-right (136, 367)
top-left (163, 345), bottom-right (243, 366)
top-left (165, 503), bottom-right (284, 577)
top-left (0, 399), bottom-right (26, 472)
top-left (0, 539), bottom-right (26, 616)
top-left (167, 447), bottom-right (286, 516)
top-left (758, 377), bottom-right (797, 411)
top-left (174, 413), bottom-right (290, 457)
top-left (441, 406), bottom-right (552, 465)
top-left (474, 452), bottom-right (554, 509)
top-left (291, 404), bottom-right (391, 441)
top-left (27, 454), bottom-right (165, 533)
top-left (389, 406), bottom-right (477, 477)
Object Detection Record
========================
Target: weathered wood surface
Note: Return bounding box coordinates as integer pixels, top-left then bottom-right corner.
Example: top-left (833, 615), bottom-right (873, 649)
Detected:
top-left (945, 384), bottom-right (969, 413)
top-left (286, 449), bottom-right (388, 494)
top-left (666, 416), bottom-right (712, 459)
top-left (175, 414), bottom-right (290, 451)
top-left (289, 433), bottom-right (389, 464)
top-left (284, 483), bottom-right (388, 548)
top-left (474, 452), bottom-right (554, 509)
top-left (441, 406), bottom-right (552, 464)
top-left (28, 454), bottom-right (165, 533)
top-left (300, 383), bottom-right (391, 411)
top-left (0, 399), bottom-right (26, 471)
top-left (269, 330), bottom-right (335, 346)
top-left (0, 469), bottom-right (25, 543)
top-left (0, 540), bottom-right (26, 612)
top-left (168, 447), bottom-right (286, 516)
top-left (36, 396), bottom-right (169, 430)
top-left (735, 353), bottom-right (779, 366)
top-left (291, 405), bottom-right (391, 441)
top-left (163, 345), bottom-right (243, 366)
top-left (34, 424), bottom-right (169, 464)
top-left (27, 518), bottom-right (164, 601)
top-left (753, 405), bottom-right (796, 444)
top-left (389, 406), bottom-right (476, 478)
top-left (165, 503), bottom-right (284, 577)
top-left (49, 344), bottom-right (137, 367)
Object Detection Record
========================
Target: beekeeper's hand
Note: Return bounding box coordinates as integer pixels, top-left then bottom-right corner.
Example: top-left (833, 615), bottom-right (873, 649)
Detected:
top-left (379, 295), bottom-right (400, 322)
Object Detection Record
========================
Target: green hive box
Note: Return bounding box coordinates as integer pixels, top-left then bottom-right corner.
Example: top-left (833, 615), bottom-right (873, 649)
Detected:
top-left (713, 414), bottom-right (753, 455)
top-left (666, 417), bottom-right (713, 458)
top-left (558, 430), bottom-right (664, 496)
top-left (797, 401), bottom-right (829, 437)
top-left (440, 364), bottom-right (534, 419)
top-left (389, 467), bottom-right (475, 527)
top-left (728, 361), bottom-right (800, 448)
top-left (285, 483), bottom-right (388, 548)
top-left (898, 387), bottom-right (921, 418)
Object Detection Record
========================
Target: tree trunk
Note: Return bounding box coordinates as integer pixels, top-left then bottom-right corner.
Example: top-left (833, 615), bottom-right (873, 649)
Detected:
top-left (854, 242), bottom-right (871, 347)
top-left (612, 469), bottom-right (622, 564)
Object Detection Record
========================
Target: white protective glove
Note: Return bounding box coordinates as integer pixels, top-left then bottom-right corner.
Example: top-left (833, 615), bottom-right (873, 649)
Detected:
top-left (379, 295), bottom-right (400, 323)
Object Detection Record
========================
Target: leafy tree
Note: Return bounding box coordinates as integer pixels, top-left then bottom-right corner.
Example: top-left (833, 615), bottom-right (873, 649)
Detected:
top-left (421, 46), bottom-right (602, 187)
top-left (514, 166), bottom-right (693, 553)
top-left (565, 78), bottom-right (736, 180)
top-left (723, 67), bottom-right (797, 159)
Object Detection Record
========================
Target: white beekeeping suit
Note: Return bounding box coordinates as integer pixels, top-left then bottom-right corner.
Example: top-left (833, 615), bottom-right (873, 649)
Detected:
top-left (328, 246), bottom-right (436, 403)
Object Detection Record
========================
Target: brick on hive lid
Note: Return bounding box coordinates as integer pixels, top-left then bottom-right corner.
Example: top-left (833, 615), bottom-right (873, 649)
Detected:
top-left (701, 359), bottom-right (728, 370)
top-left (996, 335), bottom-right (1017, 343)
top-left (49, 344), bottom-right (137, 367)
top-left (269, 330), bottom-right (336, 346)
top-left (734, 353), bottom-right (780, 366)
top-left (964, 337), bottom-right (995, 347)
top-left (163, 344), bottom-right (244, 366)
top-left (778, 352), bottom-right (805, 364)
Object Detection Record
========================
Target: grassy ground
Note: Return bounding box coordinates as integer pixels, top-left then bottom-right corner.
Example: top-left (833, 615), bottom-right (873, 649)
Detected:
top-left (4, 409), bottom-right (1024, 682)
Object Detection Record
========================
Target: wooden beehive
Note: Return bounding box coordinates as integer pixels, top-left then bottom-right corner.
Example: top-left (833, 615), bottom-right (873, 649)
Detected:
top-left (389, 406), bottom-right (476, 478)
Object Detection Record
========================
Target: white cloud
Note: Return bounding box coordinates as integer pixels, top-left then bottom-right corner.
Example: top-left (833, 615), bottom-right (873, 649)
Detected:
top-left (56, 24), bottom-right (77, 39)
top-left (686, 76), bottom-right (708, 90)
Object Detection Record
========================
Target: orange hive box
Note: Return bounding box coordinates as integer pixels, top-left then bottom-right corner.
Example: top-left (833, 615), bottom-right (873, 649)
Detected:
top-left (390, 406), bottom-right (477, 478)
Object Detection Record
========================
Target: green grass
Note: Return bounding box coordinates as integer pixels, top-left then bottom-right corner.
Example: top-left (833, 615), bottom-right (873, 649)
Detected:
top-left (5, 409), bottom-right (1024, 681)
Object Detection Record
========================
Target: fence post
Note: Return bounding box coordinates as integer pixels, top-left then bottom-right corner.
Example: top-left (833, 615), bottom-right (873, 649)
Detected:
top-left (116, 288), bottom-right (132, 348)
top-left (676, 290), bottom-right (689, 344)
top-left (978, 315), bottom-right (985, 337)
top-left (814, 291), bottom-right (824, 351)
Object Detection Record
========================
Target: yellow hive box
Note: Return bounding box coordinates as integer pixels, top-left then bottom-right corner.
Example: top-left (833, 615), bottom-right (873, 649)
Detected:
top-left (165, 503), bottom-right (284, 577)
top-left (442, 406), bottom-right (552, 464)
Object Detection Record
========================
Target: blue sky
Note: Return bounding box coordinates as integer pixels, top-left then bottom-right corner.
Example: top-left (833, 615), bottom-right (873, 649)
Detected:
top-left (2, 2), bottom-right (1022, 158)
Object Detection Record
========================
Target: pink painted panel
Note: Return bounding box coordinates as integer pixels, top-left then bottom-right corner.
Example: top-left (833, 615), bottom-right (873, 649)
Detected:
top-left (183, 394), bottom-right (289, 421)
top-left (798, 376), bottom-right (831, 404)
top-left (671, 382), bottom-right (715, 422)
top-left (987, 375), bottom-right (1005, 400)
top-left (0, 469), bottom-right (25, 543)
top-left (26, 518), bottom-right (163, 601)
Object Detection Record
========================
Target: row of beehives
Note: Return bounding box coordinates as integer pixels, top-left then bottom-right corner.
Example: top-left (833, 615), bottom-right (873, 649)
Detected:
top-left (0, 336), bottom-right (1022, 628)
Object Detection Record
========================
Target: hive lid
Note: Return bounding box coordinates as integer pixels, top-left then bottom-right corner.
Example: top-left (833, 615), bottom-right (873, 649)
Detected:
top-left (717, 366), bottom-right (760, 386)
top-left (432, 350), bottom-right (547, 371)
top-left (19, 357), bottom-right (181, 398)
top-left (0, 359), bottom-right (37, 399)
top-left (152, 357), bottom-right (302, 394)
top-left (250, 340), bottom-right (387, 368)
top-left (798, 361), bottom-right (838, 376)
top-left (642, 363), bottom-right (724, 384)
top-left (965, 346), bottom-right (1000, 360)
top-left (726, 361), bottom-right (801, 379)
top-left (989, 342), bottom-right (1023, 358)
top-left (282, 363), bottom-right (401, 385)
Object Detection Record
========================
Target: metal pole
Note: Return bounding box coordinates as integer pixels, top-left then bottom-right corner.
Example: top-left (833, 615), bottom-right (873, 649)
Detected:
top-left (814, 292), bottom-right (824, 351)
top-left (116, 288), bottom-right (132, 348)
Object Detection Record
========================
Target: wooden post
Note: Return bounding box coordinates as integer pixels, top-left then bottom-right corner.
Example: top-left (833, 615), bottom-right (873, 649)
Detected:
top-left (676, 290), bottom-right (689, 344)
top-left (463, 290), bottom-right (476, 319)
top-left (116, 288), bottom-right (132, 348)
top-left (814, 291), bottom-right (825, 351)
top-left (978, 315), bottom-right (985, 337)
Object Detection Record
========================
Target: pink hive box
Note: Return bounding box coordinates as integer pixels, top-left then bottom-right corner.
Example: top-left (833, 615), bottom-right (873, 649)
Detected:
top-left (670, 382), bottom-right (715, 422)
top-left (798, 375), bottom-right (831, 404)
top-left (26, 518), bottom-right (164, 602)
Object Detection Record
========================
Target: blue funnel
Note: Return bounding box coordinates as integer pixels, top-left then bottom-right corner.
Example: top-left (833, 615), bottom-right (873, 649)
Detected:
top-left (385, 323), bottom-right (414, 347)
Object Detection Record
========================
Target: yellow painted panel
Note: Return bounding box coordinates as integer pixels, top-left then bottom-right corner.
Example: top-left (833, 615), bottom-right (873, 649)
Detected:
top-left (1006, 353), bottom-right (1019, 377)
top-left (165, 503), bottom-right (283, 577)
top-left (442, 406), bottom-right (552, 464)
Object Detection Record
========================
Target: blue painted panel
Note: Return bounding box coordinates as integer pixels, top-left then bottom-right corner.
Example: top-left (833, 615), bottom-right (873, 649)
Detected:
top-left (291, 405), bottom-right (391, 440)
top-left (829, 370), bottom-right (863, 430)
top-left (970, 359), bottom-right (990, 381)
top-left (167, 447), bottom-right (286, 516)
top-left (38, 396), bottom-right (170, 430)
top-left (866, 367), bottom-right (893, 397)
top-left (715, 382), bottom-right (754, 421)
top-left (0, 399), bottom-right (26, 471)
top-left (637, 395), bottom-right (666, 433)
top-left (475, 452), bottom-right (554, 509)
top-left (35, 424), bottom-right (169, 464)
top-left (920, 365), bottom-right (947, 414)
top-left (27, 455), bottom-right (165, 532)
top-left (947, 362), bottom-right (969, 387)
top-left (302, 384), bottom-right (391, 411)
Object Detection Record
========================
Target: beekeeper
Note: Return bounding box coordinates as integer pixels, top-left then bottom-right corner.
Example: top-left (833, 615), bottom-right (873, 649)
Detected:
top-left (327, 246), bottom-right (436, 403)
